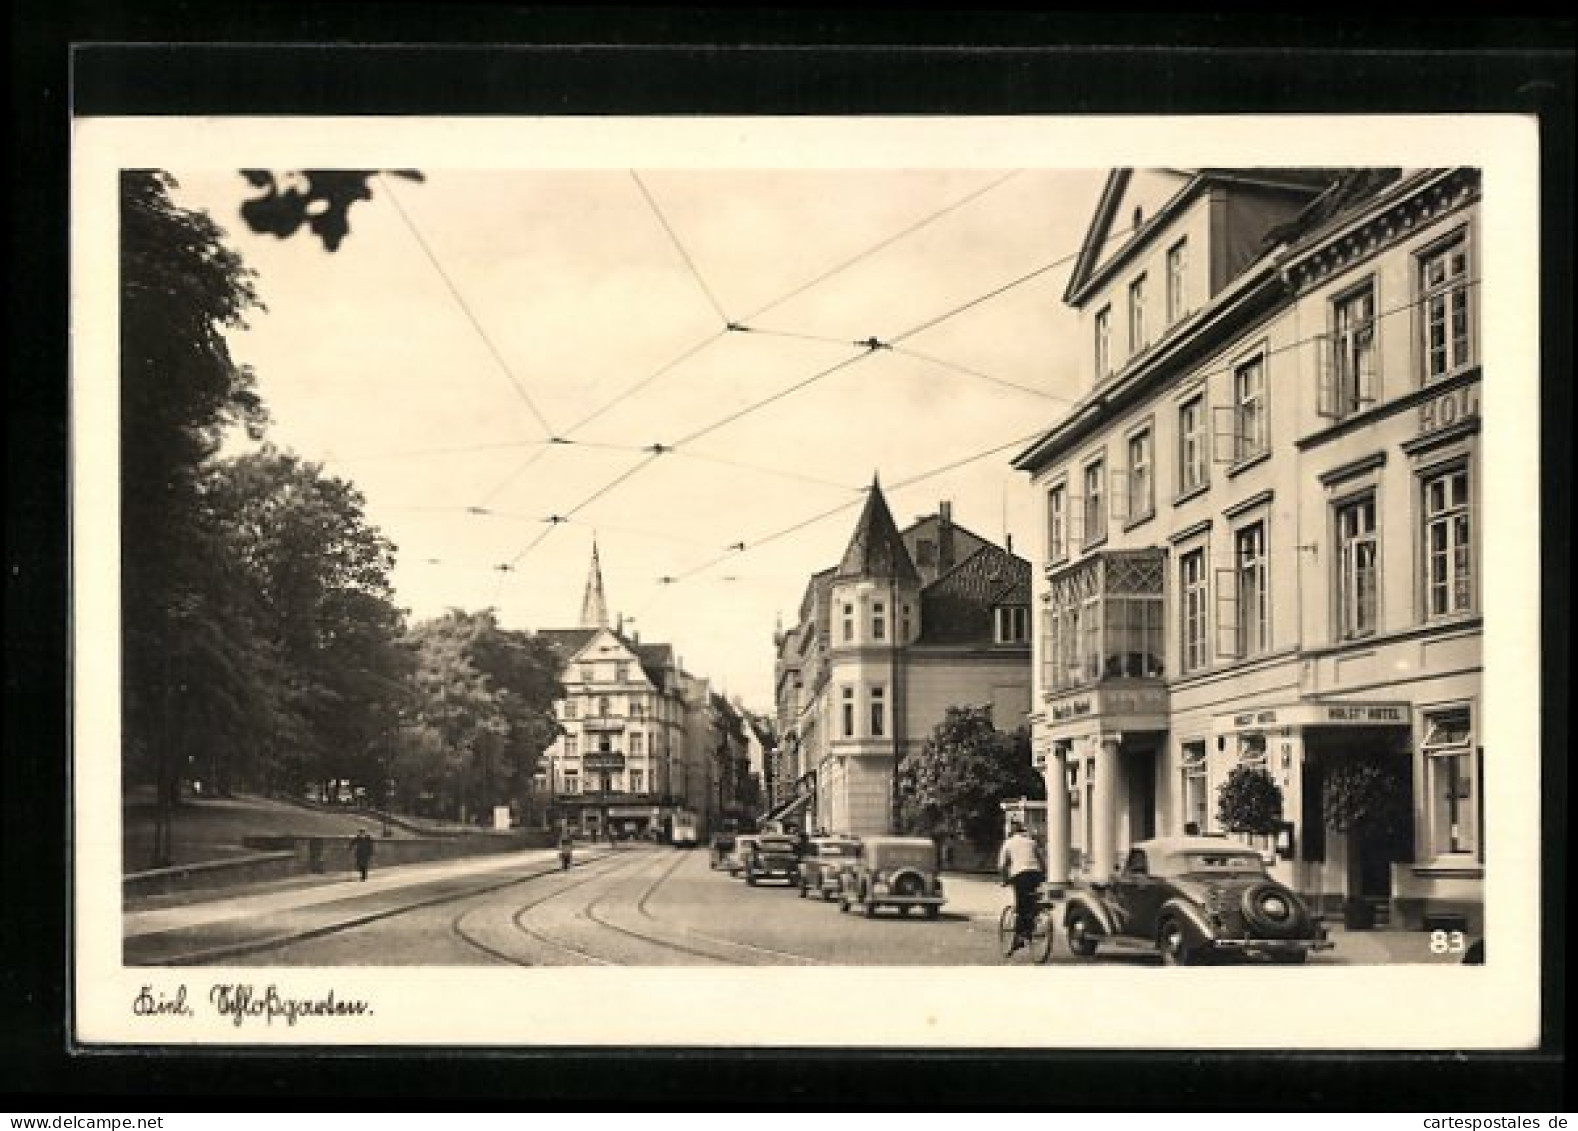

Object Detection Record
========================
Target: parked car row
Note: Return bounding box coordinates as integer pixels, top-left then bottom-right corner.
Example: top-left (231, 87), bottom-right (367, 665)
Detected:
top-left (715, 832), bottom-right (947, 920)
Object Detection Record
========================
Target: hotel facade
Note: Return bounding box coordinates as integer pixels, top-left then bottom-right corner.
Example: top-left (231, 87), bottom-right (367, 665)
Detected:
top-left (1012, 168), bottom-right (1484, 931)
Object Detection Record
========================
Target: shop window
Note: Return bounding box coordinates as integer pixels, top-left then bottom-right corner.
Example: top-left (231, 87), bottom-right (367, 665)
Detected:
top-left (1422, 707), bottom-right (1477, 857)
top-left (1418, 231), bottom-right (1475, 383)
top-left (1422, 465), bottom-right (1474, 618)
top-left (1336, 494), bottom-right (1379, 639)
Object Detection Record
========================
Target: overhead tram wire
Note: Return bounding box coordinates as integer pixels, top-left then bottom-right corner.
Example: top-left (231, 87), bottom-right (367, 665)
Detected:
top-left (738, 170), bottom-right (1025, 325)
top-left (631, 170), bottom-right (733, 329)
top-left (889, 345), bottom-right (1081, 405)
top-left (377, 172), bottom-right (557, 439)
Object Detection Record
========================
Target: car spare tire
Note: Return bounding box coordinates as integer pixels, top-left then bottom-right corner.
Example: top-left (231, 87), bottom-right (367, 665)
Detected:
top-left (892, 870), bottom-right (926, 899)
top-left (1239, 882), bottom-right (1307, 939)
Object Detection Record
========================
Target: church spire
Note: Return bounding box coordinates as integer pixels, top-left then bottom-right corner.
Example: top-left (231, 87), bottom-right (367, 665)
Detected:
top-left (579, 538), bottom-right (610, 629)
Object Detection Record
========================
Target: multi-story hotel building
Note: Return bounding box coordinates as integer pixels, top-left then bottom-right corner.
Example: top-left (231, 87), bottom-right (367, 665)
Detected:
top-left (1012, 167), bottom-right (1483, 931)
top-left (536, 542), bottom-right (720, 840)
top-left (771, 484), bottom-right (1033, 837)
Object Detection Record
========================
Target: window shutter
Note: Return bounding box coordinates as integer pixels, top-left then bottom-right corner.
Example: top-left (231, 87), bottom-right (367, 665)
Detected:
top-left (1315, 333), bottom-right (1340, 419)
top-left (1067, 498), bottom-right (1085, 548)
top-left (1109, 468), bottom-right (1129, 522)
top-left (1214, 567), bottom-right (1240, 659)
top-left (1212, 405), bottom-right (1239, 464)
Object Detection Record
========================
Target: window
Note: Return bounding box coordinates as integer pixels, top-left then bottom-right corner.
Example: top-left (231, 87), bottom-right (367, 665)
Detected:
top-left (630, 698), bottom-right (644, 719)
top-left (563, 771), bottom-right (580, 795)
top-left (841, 687), bottom-right (855, 738)
top-left (995, 606), bottom-right (1029, 644)
top-left (1126, 427), bottom-right (1154, 521)
top-left (598, 696), bottom-right (611, 717)
top-left (1094, 306), bottom-right (1112, 379)
top-left (563, 700), bottom-right (578, 719)
top-left (1166, 238), bottom-right (1188, 324)
top-left (872, 601), bottom-right (886, 642)
top-left (1423, 466), bottom-right (1473, 617)
top-left (1180, 742), bottom-right (1209, 833)
top-left (1234, 522), bottom-right (1269, 657)
top-left (1083, 458), bottom-right (1107, 546)
top-left (564, 737), bottom-right (578, 758)
top-left (579, 664), bottom-right (595, 684)
top-left (1325, 284), bottom-right (1377, 418)
top-left (1178, 394), bottom-right (1208, 495)
top-left (629, 769), bottom-right (644, 794)
top-left (870, 686), bottom-right (886, 738)
top-left (1336, 495), bottom-right (1378, 639)
top-left (1421, 708), bottom-right (1477, 857)
top-left (841, 603), bottom-right (854, 642)
top-left (901, 604), bottom-right (912, 641)
top-left (1047, 483), bottom-right (1068, 562)
top-left (1128, 274), bottom-right (1148, 354)
top-left (1181, 547), bottom-right (1209, 673)
top-left (615, 662), bottom-right (629, 683)
top-left (1419, 233), bottom-right (1474, 382)
top-left (1232, 356), bottom-right (1268, 462)
top-left (629, 732), bottom-right (644, 756)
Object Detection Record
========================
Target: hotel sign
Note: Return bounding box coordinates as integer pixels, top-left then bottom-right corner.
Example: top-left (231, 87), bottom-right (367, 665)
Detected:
top-left (1418, 384), bottom-right (1479, 436)
top-left (1217, 702), bottom-right (1410, 733)
top-left (582, 752), bottom-right (627, 772)
top-left (1047, 685), bottom-right (1168, 725)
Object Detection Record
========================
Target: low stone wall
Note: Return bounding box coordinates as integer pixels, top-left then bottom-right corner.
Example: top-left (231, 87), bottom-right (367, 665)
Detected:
top-left (123, 852), bottom-right (301, 898)
top-left (125, 829), bottom-right (557, 899)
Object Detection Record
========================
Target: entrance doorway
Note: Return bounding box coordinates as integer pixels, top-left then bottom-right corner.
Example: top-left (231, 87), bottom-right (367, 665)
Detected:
top-left (1304, 727), bottom-right (1414, 917)
top-left (1123, 744), bottom-right (1158, 843)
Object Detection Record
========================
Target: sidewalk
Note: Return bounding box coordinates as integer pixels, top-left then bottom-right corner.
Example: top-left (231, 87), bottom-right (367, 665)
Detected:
top-left (940, 870), bottom-right (1438, 964)
top-left (125, 844), bottom-right (615, 940)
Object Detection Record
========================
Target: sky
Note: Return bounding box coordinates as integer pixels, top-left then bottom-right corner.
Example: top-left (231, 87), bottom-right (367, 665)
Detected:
top-left (166, 164), bottom-right (1108, 710)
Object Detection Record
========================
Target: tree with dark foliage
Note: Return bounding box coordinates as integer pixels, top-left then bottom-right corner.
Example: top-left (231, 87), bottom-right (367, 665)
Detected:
top-left (239, 170), bottom-right (424, 252)
top-left (898, 705), bottom-right (1043, 852)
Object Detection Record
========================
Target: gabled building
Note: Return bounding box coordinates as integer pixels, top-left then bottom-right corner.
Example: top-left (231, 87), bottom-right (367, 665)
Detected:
top-left (535, 542), bottom-right (720, 840)
top-left (1012, 167), bottom-right (1483, 931)
top-left (771, 482), bottom-right (1033, 836)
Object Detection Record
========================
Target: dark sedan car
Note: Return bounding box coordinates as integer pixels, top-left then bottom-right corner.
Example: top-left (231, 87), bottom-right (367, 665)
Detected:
top-left (797, 836), bottom-right (861, 901)
top-left (1061, 836), bottom-right (1333, 965)
top-left (745, 834), bottom-right (801, 886)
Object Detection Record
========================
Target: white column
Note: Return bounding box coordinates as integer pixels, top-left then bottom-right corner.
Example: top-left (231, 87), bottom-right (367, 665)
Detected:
top-left (1089, 733), bottom-right (1121, 879)
top-left (1044, 743), bottom-right (1072, 885)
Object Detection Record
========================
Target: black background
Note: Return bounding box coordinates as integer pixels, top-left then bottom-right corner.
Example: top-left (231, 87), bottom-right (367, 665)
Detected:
top-left (6, 6), bottom-right (1571, 1111)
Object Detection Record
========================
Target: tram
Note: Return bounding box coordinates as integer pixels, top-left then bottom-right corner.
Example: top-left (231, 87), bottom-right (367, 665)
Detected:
top-left (670, 809), bottom-right (700, 847)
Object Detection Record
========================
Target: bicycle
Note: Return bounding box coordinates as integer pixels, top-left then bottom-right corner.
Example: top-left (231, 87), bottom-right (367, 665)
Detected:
top-left (998, 886), bottom-right (1055, 964)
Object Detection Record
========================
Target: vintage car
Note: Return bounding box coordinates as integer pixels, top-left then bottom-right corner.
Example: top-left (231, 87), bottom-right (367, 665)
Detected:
top-left (1062, 836), bottom-right (1333, 965)
top-left (797, 836), bottom-right (861, 900)
top-left (725, 834), bottom-right (760, 877)
top-left (836, 835), bottom-right (945, 919)
top-left (744, 834), bottom-right (801, 886)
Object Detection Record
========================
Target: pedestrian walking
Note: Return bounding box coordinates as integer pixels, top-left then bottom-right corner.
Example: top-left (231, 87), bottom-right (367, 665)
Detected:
top-left (998, 819), bottom-right (1046, 954)
top-left (558, 833), bottom-right (574, 871)
top-left (350, 828), bottom-right (374, 881)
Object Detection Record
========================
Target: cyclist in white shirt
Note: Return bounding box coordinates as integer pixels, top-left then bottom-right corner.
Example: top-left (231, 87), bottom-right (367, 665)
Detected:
top-left (998, 820), bottom-right (1047, 952)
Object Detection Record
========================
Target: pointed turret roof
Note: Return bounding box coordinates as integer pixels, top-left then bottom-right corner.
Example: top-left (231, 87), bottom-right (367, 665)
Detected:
top-left (579, 538), bottom-right (610, 629)
top-left (835, 476), bottom-right (920, 585)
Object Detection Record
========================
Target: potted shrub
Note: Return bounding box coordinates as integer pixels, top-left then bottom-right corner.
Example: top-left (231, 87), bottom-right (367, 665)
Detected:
top-left (1216, 764), bottom-right (1286, 839)
top-left (1322, 754), bottom-right (1412, 931)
